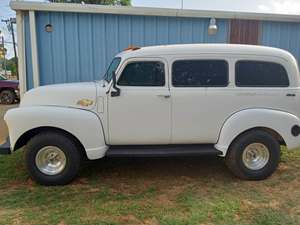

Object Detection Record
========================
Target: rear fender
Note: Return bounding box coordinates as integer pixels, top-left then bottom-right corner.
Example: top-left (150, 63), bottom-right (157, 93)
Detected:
top-left (215, 109), bottom-right (300, 156)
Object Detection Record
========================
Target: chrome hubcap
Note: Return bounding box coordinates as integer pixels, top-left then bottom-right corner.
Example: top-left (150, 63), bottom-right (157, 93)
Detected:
top-left (35, 146), bottom-right (67, 175)
top-left (242, 143), bottom-right (270, 170)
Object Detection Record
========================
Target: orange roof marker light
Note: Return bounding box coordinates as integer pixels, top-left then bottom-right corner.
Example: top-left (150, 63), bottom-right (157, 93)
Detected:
top-left (124, 45), bottom-right (141, 51)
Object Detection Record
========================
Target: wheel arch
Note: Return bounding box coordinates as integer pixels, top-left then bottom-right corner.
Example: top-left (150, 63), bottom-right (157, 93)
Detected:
top-left (215, 108), bottom-right (300, 156)
top-left (228, 127), bottom-right (286, 150)
top-left (14, 126), bottom-right (87, 159)
top-left (5, 106), bottom-right (109, 160)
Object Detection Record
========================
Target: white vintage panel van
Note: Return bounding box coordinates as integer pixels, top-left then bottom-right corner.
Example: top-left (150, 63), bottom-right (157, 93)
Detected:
top-left (1, 44), bottom-right (300, 185)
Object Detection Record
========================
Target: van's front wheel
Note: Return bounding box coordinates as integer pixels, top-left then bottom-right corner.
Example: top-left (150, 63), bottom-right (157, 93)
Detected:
top-left (26, 132), bottom-right (82, 186)
top-left (225, 130), bottom-right (280, 180)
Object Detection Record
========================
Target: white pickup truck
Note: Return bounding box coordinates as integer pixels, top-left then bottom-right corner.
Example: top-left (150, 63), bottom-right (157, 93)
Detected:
top-left (1, 44), bottom-right (300, 185)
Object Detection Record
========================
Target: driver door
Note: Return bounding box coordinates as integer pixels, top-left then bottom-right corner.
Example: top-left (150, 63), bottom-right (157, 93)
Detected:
top-left (108, 58), bottom-right (171, 145)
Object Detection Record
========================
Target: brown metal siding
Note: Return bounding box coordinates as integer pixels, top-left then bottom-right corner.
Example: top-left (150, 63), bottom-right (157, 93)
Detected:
top-left (230, 19), bottom-right (260, 45)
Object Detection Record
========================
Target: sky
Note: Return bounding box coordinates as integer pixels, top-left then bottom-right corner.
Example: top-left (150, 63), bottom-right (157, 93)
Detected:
top-left (2, 0), bottom-right (300, 58)
top-left (133, 0), bottom-right (300, 14)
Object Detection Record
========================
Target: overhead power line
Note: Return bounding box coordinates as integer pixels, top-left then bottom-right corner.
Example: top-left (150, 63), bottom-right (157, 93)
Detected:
top-left (1, 18), bottom-right (18, 79)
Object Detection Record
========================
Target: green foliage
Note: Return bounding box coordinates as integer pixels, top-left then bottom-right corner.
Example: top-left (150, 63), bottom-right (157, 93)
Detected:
top-left (49, 0), bottom-right (131, 6)
top-left (5, 57), bottom-right (17, 76)
top-left (0, 57), bottom-right (17, 76)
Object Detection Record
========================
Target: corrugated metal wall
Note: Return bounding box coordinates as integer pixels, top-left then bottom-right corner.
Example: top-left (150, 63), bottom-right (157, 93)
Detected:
top-left (24, 12), bottom-right (229, 88)
top-left (24, 11), bottom-right (300, 89)
top-left (24, 13), bottom-right (34, 90)
top-left (261, 21), bottom-right (300, 64)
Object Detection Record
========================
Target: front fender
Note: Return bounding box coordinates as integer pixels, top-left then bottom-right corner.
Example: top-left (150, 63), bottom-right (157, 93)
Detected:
top-left (215, 109), bottom-right (300, 156)
top-left (4, 106), bottom-right (108, 160)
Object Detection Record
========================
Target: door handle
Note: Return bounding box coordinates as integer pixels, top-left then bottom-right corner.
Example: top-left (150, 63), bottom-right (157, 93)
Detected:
top-left (286, 93), bottom-right (296, 97)
top-left (157, 94), bottom-right (171, 98)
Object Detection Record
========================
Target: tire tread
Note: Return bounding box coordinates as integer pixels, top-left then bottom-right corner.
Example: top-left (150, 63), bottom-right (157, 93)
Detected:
top-left (26, 131), bottom-right (82, 186)
top-left (225, 130), bottom-right (280, 180)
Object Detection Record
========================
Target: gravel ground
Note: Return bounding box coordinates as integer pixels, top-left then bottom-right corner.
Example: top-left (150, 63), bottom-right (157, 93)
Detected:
top-left (0, 104), bottom-right (18, 144)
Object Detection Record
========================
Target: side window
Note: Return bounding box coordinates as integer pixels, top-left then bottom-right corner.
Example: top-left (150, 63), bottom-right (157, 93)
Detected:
top-left (235, 61), bottom-right (289, 87)
top-left (118, 61), bottom-right (165, 86)
top-left (172, 60), bottom-right (228, 87)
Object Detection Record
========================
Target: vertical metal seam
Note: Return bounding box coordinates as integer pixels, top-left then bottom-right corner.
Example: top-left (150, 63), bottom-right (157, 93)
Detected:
top-left (92, 14), bottom-right (97, 79)
top-left (257, 20), bottom-right (262, 45)
top-left (62, 13), bottom-right (68, 83)
top-left (129, 15), bottom-right (132, 45)
top-left (29, 10), bottom-right (40, 88)
top-left (166, 17), bottom-right (169, 44)
top-left (49, 12), bottom-right (55, 84)
top-left (16, 10), bottom-right (27, 96)
top-left (103, 14), bottom-right (107, 69)
top-left (155, 16), bottom-right (158, 44)
top-left (116, 15), bottom-right (119, 51)
top-left (76, 13), bottom-right (81, 81)
top-left (142, 16), bottom-right (145, 46)
top-left (89, 14), bottom-right (94, 80)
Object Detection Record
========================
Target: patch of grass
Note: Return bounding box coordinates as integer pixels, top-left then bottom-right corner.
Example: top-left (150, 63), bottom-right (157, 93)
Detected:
top-left (0, 149), bottom-right (300, 224)
top-left (0, 149), bottom-right (28, 185)
top-left (250, 208), bottom-right (297, 225)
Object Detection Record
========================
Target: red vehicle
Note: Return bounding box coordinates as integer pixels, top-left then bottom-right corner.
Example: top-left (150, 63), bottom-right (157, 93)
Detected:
top-left (0, 75), bottom-right (19, 104)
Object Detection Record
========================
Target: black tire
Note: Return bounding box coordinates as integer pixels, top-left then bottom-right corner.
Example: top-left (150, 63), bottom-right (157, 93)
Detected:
top-left (225, 130), bottom-right (280, 180)
top-left (0, 89), bottom-right (16, 105)
top-left (26, 132), bottom-right (82, 186)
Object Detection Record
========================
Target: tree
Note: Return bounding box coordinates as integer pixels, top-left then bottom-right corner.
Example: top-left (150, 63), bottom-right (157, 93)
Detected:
top-left (49, 0), bottom-right (131, 6)
top-left (6, 57), bottom-right (17, 76)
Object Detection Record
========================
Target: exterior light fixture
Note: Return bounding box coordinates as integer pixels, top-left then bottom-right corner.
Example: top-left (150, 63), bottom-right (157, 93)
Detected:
top-left (45, 24), bottom-right (53, 33)
top-left (208, 18), bottom-right (218, 35)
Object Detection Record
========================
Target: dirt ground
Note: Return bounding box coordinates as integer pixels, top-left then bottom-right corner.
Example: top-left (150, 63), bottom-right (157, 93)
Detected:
top-left (0, 104), bottom-right (17, 144)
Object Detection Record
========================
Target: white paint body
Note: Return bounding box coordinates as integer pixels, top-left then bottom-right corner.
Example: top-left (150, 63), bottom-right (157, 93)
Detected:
top-left (5, 107), bottom-right (108, 160)
top-left (4, 44), bottom-right (300, 159)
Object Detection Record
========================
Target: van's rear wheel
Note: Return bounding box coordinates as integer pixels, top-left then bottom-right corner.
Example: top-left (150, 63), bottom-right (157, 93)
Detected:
top-left (26, 132), bottom-right (82, 186)
top-left (225, 130), bottom-right (280, 180)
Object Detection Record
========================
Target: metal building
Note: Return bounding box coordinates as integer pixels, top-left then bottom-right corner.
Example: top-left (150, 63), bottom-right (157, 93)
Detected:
top-left (10, 1), bottom-right (300, 95)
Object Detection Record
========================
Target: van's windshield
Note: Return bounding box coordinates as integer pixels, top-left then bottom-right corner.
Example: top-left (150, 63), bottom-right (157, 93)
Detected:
top-left (104, 57), bottom-right (121, 82)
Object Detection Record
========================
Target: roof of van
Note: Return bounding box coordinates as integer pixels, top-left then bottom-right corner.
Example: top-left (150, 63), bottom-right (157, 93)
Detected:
top-left (116, 44), bottom-right (296, 62)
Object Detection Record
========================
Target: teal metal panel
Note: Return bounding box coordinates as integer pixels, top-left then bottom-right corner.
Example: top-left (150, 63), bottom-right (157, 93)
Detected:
top-left (261, 21), bottom-right (300, 64)
top-left (27, 12), bottom-right (230, 87)
top-left (24, 13), bottom-right (34, 89)
top-left (36, 12), bottom-right (54, 85)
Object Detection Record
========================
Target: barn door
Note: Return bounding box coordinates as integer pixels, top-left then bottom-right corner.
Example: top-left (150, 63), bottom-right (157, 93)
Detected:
top-left (230, 19), bottom-right (260, 45)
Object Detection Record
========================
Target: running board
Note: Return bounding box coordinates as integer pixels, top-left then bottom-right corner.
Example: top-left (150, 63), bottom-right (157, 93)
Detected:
top-left (105, 144), bottom-right (222, 157)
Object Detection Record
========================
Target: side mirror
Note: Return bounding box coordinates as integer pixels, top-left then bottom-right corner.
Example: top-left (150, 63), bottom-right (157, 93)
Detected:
top-left (111, 71), bottom-right (121, 97)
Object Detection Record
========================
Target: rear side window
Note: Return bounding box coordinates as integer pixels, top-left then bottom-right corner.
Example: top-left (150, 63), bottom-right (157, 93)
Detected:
top-left (172, 60), bottom-right (228, 87)
top-left (235, 61), bottom-right (289, 87)
top-left (118, 61), bottom-right (165, 86)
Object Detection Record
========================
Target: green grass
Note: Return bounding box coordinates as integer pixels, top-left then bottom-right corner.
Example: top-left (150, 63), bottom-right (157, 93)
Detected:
top-left (0, 149), bottom-right (299, 225)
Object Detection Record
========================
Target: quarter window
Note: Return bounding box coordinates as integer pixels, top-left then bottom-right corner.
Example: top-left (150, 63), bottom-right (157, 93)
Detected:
top-left (235, 61), bottom-right (289, 87)
top-left (118, 61), bottom-right (165, 86)
top-left (172, 60), bottom-right (228, 87)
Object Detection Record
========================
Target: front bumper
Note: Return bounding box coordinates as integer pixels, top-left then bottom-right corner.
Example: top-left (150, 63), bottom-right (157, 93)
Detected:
top-left (0, 138), bottom-right (11, 155)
